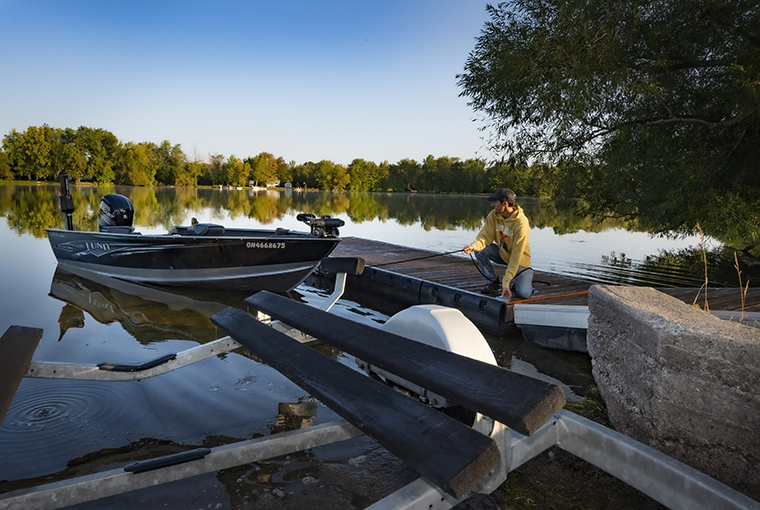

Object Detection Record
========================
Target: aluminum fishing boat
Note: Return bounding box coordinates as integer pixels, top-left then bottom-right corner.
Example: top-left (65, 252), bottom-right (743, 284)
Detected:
top-left (46, 177), bottom-right (344, 292)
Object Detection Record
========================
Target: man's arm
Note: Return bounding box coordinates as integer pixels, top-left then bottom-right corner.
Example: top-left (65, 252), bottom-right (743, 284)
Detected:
top-left (463, 212), bottom-right (495, 254)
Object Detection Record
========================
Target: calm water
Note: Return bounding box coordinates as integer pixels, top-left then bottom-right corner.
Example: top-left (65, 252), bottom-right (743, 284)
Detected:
top-left (0, 183), bottom-right (743, 507)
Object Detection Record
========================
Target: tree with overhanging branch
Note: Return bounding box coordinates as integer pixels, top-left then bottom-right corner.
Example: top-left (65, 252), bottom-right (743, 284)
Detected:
top-left (458, 0), bottom-right (760, 254)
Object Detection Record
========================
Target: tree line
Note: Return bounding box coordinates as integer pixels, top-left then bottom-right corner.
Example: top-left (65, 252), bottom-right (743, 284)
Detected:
top-left (0, 182), bottom-right (634, 240)
top-left (0, 125), bottom-right (540, 195)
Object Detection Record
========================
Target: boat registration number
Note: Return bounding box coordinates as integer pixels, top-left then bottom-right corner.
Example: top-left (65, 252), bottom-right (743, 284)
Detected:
top-left (246, 242), bottom-right (286, 249)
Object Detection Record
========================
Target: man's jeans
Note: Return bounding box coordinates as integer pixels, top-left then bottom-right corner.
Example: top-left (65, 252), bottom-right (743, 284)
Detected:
top-left (473, 243), bottom-right (534, 298)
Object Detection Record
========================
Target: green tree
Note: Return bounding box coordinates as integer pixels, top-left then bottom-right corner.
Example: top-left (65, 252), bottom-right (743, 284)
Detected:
top-left (387, 158), bottom-right (420, 192)
top-left (292, 161), bottom-right (318, 189)
top-left (176, 159), bottom-right (201, 187)
top-left (224, 155), bottom-right (250, 187)
top-left (75, 126), bottom-right (120, 183)
top-left (155, 141), bottom-right (186, 185)
top-left (203, 154), bottom-right (226, 185)
top-left (276, 157), bottom-right (292, 185)
top-left (347, 158), bottom-right (376, 191)
top-left (459, 0), bottom-right (760, 251)
top-left (0, 151), bottom-right (11, 180)
top-left (120, 142), bottom-right (157, 186)
top-left (57, 128), bottom-right (87, 180)
top-left (245, 152), bottom-right (280, 186)
top-left (453, 158), bottom-right (488, 194)
top-left (315, 160), bottom-right (350, 191)
top-left (2, 126), bottom-right (54, 180)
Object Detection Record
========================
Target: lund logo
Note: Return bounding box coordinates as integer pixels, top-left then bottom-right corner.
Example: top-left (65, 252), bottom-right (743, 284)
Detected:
top-left (84, 241), bottom-right (111, 257)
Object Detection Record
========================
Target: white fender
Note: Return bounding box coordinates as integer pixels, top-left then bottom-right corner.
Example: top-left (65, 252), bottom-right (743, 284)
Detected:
top-left (356, 305), bottom-right (498, 435)
top-left (381, 305), bottom-right (497, 366)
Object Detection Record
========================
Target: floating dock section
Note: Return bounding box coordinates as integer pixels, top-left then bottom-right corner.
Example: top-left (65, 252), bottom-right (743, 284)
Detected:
top-left (309, 237), bottom-right (760, 339)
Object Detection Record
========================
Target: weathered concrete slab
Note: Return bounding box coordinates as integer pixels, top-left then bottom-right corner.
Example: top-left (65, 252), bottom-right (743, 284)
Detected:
top-left (587, 285), bottom-right (760, 501)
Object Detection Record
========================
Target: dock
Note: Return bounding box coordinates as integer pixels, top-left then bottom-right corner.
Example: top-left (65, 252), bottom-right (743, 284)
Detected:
top-left (313, 237), bottom-right (760, 336)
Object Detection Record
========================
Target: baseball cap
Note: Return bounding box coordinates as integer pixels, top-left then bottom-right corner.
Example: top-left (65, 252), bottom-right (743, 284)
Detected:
top-left (487, 188), bottom-right (516, 204)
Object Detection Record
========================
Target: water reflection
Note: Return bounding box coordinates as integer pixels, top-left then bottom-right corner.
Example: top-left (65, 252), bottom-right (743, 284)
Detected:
top-left (2, 182), bottom-right (755, 287)
top-left (50, 267), bottom-right (226, 344)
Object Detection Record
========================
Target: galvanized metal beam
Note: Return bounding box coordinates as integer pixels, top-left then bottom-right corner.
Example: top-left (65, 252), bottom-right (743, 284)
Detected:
top-left (555, 410), bottom-right (758, 510)
top-left (24, 337), bottom-right (241, 381)
top-left (369, 410), bottom-right (759, 510)
top-left (0, 421), bottom-right (363, 510)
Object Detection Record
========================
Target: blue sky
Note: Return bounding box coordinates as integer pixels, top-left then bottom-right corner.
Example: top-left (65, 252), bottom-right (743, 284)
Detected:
top-left (0, 1), bottom-right (494, 165)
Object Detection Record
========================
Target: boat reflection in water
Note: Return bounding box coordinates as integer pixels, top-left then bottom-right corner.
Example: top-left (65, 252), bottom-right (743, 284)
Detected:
top-left (49, 266), bottom-right (229, 345)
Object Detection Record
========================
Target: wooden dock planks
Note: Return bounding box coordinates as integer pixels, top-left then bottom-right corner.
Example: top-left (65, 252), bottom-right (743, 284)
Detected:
top-left (331, 237), bottom-right (760, 312)
top-left (0, 326), bottom-right (43, 425)
top-left (210, 307), bottom-right (501, 499)
top-left (246, 291), bottom-right (566, 436)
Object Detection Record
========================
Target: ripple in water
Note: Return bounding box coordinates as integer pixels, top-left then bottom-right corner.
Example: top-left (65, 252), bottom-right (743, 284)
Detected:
top-left (0, 379), bottom-right (154, 480)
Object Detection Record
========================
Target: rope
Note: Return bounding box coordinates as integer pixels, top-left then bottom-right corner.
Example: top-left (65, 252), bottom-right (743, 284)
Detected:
top-left (507, 290), bottom-right (589, 306)
top-left (373, 249), bottom-right (462, 267)
top-left (467, 252), bottom-right (532, 285)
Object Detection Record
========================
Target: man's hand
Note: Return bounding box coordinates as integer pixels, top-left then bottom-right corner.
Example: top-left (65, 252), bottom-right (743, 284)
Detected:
top-left (501, 286), bottom-right (512, 299)
top-left (462, 245), bottom-right (474, 255)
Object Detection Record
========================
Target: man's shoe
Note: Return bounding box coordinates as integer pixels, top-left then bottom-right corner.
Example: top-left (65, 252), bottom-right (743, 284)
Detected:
top-left (480, 280), bottom-right (501, 294)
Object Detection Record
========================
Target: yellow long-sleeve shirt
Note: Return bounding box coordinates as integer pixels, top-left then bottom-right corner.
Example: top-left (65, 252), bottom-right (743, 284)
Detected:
top-left (470, 205), bottom-right (532, 289)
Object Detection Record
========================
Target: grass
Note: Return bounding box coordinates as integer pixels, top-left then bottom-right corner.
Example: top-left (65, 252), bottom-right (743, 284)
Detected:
top-left (692, 222), bottom-right (751, 322)
top-left (734, 251), bottom-right (750, 324)
top-left (692, 223), bottom-right (710, 311)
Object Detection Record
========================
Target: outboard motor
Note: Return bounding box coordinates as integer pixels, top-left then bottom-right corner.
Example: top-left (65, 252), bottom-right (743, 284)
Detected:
top-left (297, 213), bottom-right (344, 238)
top-left (98, 194), bottom-right (135, 233)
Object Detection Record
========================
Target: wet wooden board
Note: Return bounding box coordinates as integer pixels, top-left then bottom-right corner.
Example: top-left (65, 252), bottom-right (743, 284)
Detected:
top-left (0, 326), bottom-right (43, 425)
top-left (332, 237), bottom-right (760, 312)
top-left (210, 307), bottom-right (501, 499)
top-left (246, 291), bottom-right (567, 436)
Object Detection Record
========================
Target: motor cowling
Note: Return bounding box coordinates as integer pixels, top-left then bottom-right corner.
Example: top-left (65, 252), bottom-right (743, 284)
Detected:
top-left (98, 194), bottom-right (134, 232)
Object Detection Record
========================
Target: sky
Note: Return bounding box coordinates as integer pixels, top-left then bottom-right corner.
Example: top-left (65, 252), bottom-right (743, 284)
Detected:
top-left (0, 1), bottom-right (495, 166)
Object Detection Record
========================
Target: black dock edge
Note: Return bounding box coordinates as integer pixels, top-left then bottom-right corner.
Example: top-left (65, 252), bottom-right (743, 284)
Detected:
top-left (314, 265), bottom-right (513, 336)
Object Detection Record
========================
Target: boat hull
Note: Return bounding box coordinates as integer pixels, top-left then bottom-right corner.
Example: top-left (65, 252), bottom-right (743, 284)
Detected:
top-left (46, 228), bottom-right (341, 292)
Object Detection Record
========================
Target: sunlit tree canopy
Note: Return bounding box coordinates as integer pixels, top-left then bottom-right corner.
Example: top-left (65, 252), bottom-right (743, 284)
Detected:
top-left (459, 0), bottom-right (760, 250)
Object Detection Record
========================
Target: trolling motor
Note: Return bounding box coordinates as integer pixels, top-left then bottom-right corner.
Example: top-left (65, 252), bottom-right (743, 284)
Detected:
top-left (58, 174), bottom-right (75, 230)
top-left (297, 213), bottom-right (344, 238)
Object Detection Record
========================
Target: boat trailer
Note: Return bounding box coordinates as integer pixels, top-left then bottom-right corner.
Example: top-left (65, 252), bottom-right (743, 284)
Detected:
top-left (1, 258), bottom-right (757, 510)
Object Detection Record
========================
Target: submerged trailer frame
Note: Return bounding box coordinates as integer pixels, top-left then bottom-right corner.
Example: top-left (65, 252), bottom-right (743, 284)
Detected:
top-left (2, 259), bottom-right (758, 510)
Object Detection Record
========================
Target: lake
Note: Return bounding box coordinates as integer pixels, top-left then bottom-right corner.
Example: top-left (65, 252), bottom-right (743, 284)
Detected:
top-left (0, 183), bottom-right (742, 508)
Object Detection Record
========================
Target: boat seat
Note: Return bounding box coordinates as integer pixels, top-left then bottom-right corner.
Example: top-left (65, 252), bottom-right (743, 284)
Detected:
top-left (187, 223), bottom-right (225, 236)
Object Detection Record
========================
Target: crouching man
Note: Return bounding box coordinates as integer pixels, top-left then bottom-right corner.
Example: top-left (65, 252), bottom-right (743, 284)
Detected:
top-left (463, 188), bottom-right (534, 299)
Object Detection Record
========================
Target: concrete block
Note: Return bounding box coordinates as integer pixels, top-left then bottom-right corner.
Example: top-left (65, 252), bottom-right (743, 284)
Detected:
top-left (587, 285), bottom-right (760, 501)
